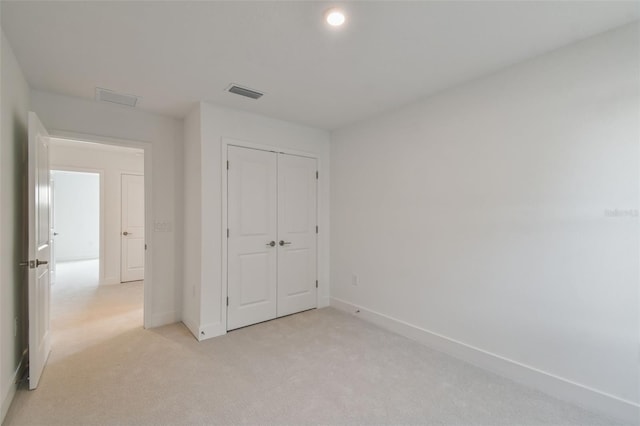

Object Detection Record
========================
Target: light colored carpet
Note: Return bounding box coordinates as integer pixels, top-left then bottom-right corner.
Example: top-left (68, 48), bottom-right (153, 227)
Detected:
top-left (3, 263), bottom-right (620, 425)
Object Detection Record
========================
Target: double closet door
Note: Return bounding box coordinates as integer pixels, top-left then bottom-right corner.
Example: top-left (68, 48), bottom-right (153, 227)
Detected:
top-left (227, 145), bottom-right (317, 331)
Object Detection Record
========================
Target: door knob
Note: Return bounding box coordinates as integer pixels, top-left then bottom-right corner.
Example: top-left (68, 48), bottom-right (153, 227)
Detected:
top-left (266, 241), bottom-right (276, 247)
top-left (279, 240), bottom-right (291, 246)
top-left (123, 231), bottom-right (130, 236)
top-left (53, 232), bottom-right (59, 236)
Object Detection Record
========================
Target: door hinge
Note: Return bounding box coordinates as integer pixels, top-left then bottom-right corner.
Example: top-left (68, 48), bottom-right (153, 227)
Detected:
top-left (316, 280), bottom-right (318, 289)
top-left (316, 170), bottom-right (318, 180)
top-left (227, 228), bottom-right (229, 238)
top-left (316, 225), bottom-right (318, 234)
top-left (227, 160), bottom-right (229, 170)
top-left (226, 297), bottom-right (229, 306)
top-left (145, 243), bottom-right (147, 250)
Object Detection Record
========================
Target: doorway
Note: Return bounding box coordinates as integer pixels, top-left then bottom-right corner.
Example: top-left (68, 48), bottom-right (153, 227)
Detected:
top-left (50, 170), bottom-right (100, 289)
top-left (48, 138), bottom-right (146, 357)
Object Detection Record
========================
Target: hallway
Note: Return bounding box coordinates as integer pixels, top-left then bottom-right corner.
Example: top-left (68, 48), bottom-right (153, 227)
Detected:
top-left (51, 259), bottom-right (143, 360)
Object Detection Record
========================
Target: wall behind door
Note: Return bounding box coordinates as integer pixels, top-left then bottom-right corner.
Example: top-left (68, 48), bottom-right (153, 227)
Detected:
top-left (50, 140), bottom-right (143, 284)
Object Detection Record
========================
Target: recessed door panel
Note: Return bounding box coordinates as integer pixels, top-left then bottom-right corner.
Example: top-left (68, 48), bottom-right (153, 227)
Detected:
top-left (277, 154), bottom-right (317, 317)
top-left (227, 146), bottom-right (277, 330)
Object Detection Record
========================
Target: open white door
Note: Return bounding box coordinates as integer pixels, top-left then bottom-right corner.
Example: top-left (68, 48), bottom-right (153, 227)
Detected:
top-left (121, 174), bottom-right (145, 282)
top-left (27, 112), bottom-right (52, 390)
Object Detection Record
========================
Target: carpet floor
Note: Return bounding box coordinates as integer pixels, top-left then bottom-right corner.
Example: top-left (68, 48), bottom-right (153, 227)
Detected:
top-left (3, 262), bottom-right (621, 425)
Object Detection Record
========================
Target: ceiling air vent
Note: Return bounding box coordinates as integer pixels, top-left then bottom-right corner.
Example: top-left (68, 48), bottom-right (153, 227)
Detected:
top-left (226, 84), bottom-right (264, 100)
top-left (95, 87), bottom-right (140, 107)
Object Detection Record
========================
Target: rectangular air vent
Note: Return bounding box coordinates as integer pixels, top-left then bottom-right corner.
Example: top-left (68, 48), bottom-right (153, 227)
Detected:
top-left (95, 87), bottom-right (140, 107)
top-left (226, 84), bottom-right (264, 100)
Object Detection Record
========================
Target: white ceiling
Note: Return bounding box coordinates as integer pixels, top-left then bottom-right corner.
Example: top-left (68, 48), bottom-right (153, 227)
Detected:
top-left (2, 1), bottom-right (639, 130)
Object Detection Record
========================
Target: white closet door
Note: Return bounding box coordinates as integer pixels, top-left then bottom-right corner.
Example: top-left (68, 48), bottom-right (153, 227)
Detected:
top-left (227, 146), bottom-right (278, 330)
top-left (276, 154), bottom-right (317, 317)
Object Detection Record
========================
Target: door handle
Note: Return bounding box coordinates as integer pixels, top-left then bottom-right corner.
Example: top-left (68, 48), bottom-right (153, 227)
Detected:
top-left (266, 241), bottom-right (276, 247)
top-left (123, 231), bottom-right (130, 236)
top-left (279, 240), bottom-right (291, 246)
top-left (53, 232), bottom-right (59, 236)
top-left (20, 260), bottom-right (48, 268)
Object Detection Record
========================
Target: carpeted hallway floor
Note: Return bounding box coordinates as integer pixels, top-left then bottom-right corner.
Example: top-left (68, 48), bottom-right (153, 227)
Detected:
top-left (3, 262), bottom-right (620, 425)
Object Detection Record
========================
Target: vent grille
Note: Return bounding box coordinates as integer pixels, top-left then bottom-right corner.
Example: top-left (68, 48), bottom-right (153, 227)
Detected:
top-left (95, 87), bottom-right (140, 107)
top-left (226, 84), bottom-right (264, 100)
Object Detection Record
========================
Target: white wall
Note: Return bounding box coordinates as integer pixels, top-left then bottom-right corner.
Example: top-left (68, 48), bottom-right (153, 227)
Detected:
top-left (182, 105), bottom-right (201, 333)
top-left (330, 23), bottom-right (639, 422)
top-left (0, 29), bottom-right (30, 423)
top-left (183, 102), bottom-right (330, 340)
top-left (50, 142), bottom-right (144, 283)
top-left (30, 90), bottom-right (183, 327)
top-left (51, 171), bottom-right (100, 262)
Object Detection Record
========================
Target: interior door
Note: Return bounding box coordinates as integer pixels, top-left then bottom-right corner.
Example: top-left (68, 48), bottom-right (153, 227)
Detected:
top-left (27, 112), bottom-right (52, 390)
top-left (276, 154), bottom-right (318, 317)
top-left (49, 177), bottom-right (56, 285)
top-left (227, 146), bottom-right (278, 330)
top-left (121, 174), bottom-right (145, 282)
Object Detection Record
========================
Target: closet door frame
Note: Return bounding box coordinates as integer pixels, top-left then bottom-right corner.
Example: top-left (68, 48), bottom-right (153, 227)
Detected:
top-left (221, 137), bottom-right (319, 332)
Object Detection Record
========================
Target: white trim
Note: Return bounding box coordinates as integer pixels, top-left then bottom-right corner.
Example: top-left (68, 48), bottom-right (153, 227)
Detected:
top-left (330, 297), bottom-right (639, 425)
top-left (182, 318), bottom-right (199, 340)
top-left (317, 296), bottom-right (330, 309)
top-left (199, 322), bottom-right (226, 341)
top-left (48, 130), bottom-right (154, 329)
top-left (220, 137), bottom-right (320, 335)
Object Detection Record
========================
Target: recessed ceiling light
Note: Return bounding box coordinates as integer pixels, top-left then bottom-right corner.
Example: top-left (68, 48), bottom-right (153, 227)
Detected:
top-left (325, 8), bottom-right (346, 27)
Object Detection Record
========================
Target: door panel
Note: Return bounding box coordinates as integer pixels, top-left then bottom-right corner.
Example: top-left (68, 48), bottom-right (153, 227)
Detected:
top-left (277, 154), bottom-right (317, 317)
top-left (28, 112), bottom-right (52, 389)
top-left (121, 174), bottom-right (144, 282)
top-left (227, 146), bottom-right (278, 330)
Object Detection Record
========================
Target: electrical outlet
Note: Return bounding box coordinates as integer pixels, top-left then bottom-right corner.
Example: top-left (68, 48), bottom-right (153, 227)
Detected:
top-left (351, 274), bottom-right (359, 286)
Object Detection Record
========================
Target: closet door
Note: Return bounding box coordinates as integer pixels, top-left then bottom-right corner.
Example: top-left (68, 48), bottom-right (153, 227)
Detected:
top-left (277, 154), bottom-right (317, 317)
top-left (227, 146), bottom-right (278, 330)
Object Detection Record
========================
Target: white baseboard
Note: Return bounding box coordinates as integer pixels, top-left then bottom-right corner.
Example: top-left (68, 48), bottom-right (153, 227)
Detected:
top-left (317, 296), bottom-right (330, 308)
top-left (1, 358), bottom-right (24, 424)
top-left (198, 322), bottom-right (226, 341)
top-left (148, 310), bottom-right (178, 328)
top-left (182, 317), bottom-right (200, 340)
top-left (181, 317), bottom-right (226, 341)
top-left (330, 297), bottom-right (639, 425)
top-left (56, 256), bottom-right (99, 262)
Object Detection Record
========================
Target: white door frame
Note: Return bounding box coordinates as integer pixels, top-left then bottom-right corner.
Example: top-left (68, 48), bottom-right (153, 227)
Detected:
top-left (50, 167), bottom-right (105, 284)
top-left (48, 130), bottom-right (153, 329)
top-left (221, 137), bottom-right (319, 332)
